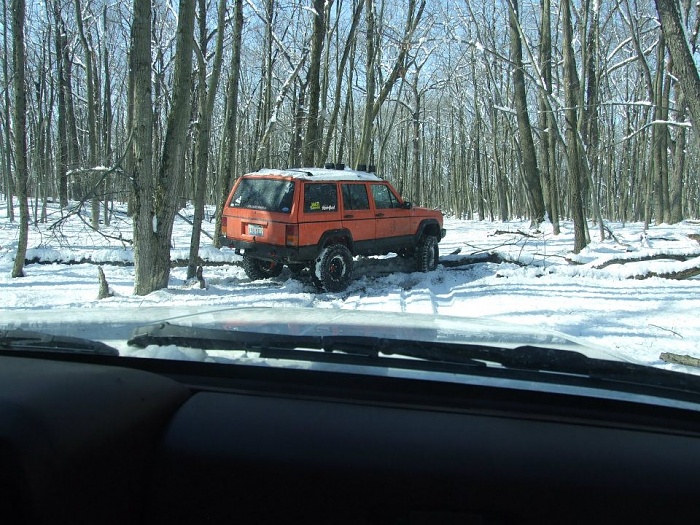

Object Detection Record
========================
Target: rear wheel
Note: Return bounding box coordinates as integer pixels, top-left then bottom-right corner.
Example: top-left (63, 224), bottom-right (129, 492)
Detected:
top-left (242, 255), bottom-right (284, 280)
top-left (415, 235), bottom-right (439, 272)
top-left (314, 244), bottom-right (353, 292)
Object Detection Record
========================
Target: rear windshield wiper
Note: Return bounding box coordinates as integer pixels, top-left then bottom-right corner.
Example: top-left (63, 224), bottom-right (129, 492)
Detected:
top-left (128, 322), bottom-right (700, 397)
top-left (0, 329), bottom-right (119, 356)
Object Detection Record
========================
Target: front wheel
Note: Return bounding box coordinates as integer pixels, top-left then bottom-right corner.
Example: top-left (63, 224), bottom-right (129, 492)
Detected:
top-left (415, 235), bottom-right (439, 272)
top-left (314, 244), bottom-right (353, 292)
top-left (242, 255), bottom-right (284, 280)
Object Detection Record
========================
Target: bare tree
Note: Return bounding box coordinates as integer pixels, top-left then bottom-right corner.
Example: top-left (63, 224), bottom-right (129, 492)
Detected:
top-left (145, 0), bottom-right (196, 293)
top-left (131, 0), bottom-right (196, 295)
top-left (53, 0), bottom-right (68, 208)
top-left (2, 0), bottom-right (13, 221)
top-left (186, 0), bottom-right (227, 280)
top-left (11, 0), bottom-right (28, 278)
top-left (320, 0), bottom-right (364, 165)
top-left (130, 0), bottom-right (155, 294)
top-left (74, 0), bottom-right (101, 229)
top-left (654, 0), bottom-right (700, 148)
top-left (507, 0), bottom-right (545, 226)
top-left (214, 0), bottom-right (243, 248)
top-left (302, 0), bottom-right (331, 167)
top-left (562, 0), bottom-right (587, 253)
top-left (356, 0), bottom-right (426, 169)
top-left (538, 0), bottom-right (559, 233)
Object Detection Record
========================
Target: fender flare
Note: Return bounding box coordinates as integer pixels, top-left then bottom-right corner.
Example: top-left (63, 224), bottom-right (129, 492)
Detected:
top-left (414, 219), bottom-right (443, 243)
top-left (317, 229), bottom-right (354, 254)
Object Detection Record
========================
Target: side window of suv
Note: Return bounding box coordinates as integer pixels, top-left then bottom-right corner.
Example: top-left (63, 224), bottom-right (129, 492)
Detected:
top-left (304, 183), bottom-right (338, 213)
top-left (371, 184), bottom-right (401, 209)
top-left (342, 184), bottom-right (370, 211)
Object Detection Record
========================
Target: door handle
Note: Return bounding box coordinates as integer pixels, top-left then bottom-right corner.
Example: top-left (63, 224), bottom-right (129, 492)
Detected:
top-left (376, 213), bottom-right (384, 217)
top-left (344, 214), bottom-right (354, 219)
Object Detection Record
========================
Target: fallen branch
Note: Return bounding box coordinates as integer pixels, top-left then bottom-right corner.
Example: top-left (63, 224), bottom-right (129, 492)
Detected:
top-left (441, 252), bottom-right (502, 268)
top-left (25, 256), bottom-right (240, 268)
top-left (490, 229), bottom-right (536, 238)
top-left (649, 324), bottom-right (683, 338)
top-left (630, 266), bottom-right (700, 280)
top-left (593, 252), bottom-right (700, 270)
top-left (660, 352), bottom-right (700, 368)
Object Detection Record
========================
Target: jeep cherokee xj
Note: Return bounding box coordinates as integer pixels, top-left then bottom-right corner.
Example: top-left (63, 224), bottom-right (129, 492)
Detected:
top-left (220, 167), bottom-right (446, 292)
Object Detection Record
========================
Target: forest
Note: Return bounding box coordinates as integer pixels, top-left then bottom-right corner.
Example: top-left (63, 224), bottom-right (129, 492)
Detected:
top-left (2, 0), bottom-right (699, 293)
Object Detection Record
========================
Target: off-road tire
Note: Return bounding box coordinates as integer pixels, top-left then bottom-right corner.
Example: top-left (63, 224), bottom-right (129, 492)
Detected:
top-left (242, 255), bottom-right (284, 280)
top-left (415, 235), bottom-right (439, 272)
top-left (314, 244), bottom-right (353, 292)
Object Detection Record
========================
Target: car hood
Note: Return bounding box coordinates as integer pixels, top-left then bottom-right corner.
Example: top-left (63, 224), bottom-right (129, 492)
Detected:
top-left (0, 306), bottom-right (625, 362)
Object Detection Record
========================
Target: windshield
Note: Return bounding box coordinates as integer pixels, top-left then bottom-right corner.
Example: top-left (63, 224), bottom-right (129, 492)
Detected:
top-left (1, 1), bottom-right (700, 403)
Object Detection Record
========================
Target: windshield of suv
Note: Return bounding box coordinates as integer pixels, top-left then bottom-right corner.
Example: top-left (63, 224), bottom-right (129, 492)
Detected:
top-left (230, 178), bottom-right (295, 213)
top-left (1, 2), bottom-right (700, 403)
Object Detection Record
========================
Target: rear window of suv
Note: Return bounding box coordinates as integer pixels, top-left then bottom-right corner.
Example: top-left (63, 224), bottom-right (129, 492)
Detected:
top-left (229, 178), bottom-right (295, 213)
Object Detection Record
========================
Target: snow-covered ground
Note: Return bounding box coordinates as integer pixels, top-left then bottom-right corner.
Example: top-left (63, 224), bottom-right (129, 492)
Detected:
top-left (2, 197), bottom-right (700, 373)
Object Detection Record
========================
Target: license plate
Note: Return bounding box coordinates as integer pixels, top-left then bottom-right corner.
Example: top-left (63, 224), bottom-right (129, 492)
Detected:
top-left (248, 224), bottom-right (264, 237)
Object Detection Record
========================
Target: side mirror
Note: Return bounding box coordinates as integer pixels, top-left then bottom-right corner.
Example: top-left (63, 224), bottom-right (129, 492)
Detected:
top-left (402, 201), bottom-right (412, 210)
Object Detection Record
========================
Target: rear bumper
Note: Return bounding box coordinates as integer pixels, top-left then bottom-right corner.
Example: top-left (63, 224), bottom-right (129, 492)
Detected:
top-left (220, 236), bottom-right (317, 263)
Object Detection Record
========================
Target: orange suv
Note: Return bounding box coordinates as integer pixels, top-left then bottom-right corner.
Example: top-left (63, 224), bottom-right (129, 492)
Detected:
top-left (220, 166), bottom-right (446, 291)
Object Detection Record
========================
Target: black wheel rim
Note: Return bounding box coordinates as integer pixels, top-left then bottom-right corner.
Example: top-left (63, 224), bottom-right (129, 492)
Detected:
top-left (260, 261), bottom-right (276, 273)
top-left (328, 256), bottom-right (346, 281)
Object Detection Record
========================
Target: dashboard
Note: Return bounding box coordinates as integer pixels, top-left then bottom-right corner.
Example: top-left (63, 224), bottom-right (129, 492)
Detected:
top-left (1, 351), bottom-right (699, 524)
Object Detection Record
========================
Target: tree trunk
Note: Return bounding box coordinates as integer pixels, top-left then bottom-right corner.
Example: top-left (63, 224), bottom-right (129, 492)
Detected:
top-left (2, 0), bottom-right (13, 221)
top-left (320, 0), bottom-right (363, 166)
top-left (508, 0), bottom-right (545, 226)
top-left (131, 0), bottom-right (155, 294)
top-left (61, 16), bottom-right (80, 199)
top-left (102, 5), bottom-right (113, 226)
top-left (562, 0), bottom-right (587, 253)
top-left (53, 2), bottom-right (68, 209)
top-left (538, 0), bottom-right (559, 233)
top-left (651, 34), bottom-right (669, 225)
top-left (302, 0), bottom-right (329, 167)
top-left (356, 0), bottom-right (376, 169)
top-left (411, 83), bottom-right (421, 205)
top-left (143, 0), bottom-right (196, 293)
top-left (669, 90), bottom-right (686, 224)
top-left (255, 0), bottom-right (275, 169)
top-left (214, 0), bottom-right (243, 248)
top-left (356, 0), bottom-right (426, 169)
top-left (186, 0), bottom-right (226, 280)
top-left (11, 0), bottom-right (28, 278)
top-left (74, 0), bottom-right (101, 230)
top-left (654, 0), bottom-right (700, 149)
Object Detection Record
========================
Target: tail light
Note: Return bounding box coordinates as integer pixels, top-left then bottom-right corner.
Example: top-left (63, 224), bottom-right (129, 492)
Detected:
top-left (221, 216), bottom-right (228, 234)
top-left (285, 224), bottom-right (299, 247)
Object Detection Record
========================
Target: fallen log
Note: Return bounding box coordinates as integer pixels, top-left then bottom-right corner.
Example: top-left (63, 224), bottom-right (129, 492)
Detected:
top-left (593, 252), bottom-right (700, 270)
top-left (660, 352), bottom-right (700, 368)
top-left (630, 266), bottom-right (700, 281)
top-left (25, 256), bottom-right (240, 268)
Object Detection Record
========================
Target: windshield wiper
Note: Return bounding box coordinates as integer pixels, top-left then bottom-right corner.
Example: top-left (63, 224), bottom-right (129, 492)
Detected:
top-left (128, 322), bottom-right (488, 369)
top-left (127, 322), bottom-right (700, 396)
top-left (0, 329), bottom-right (119, 356)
